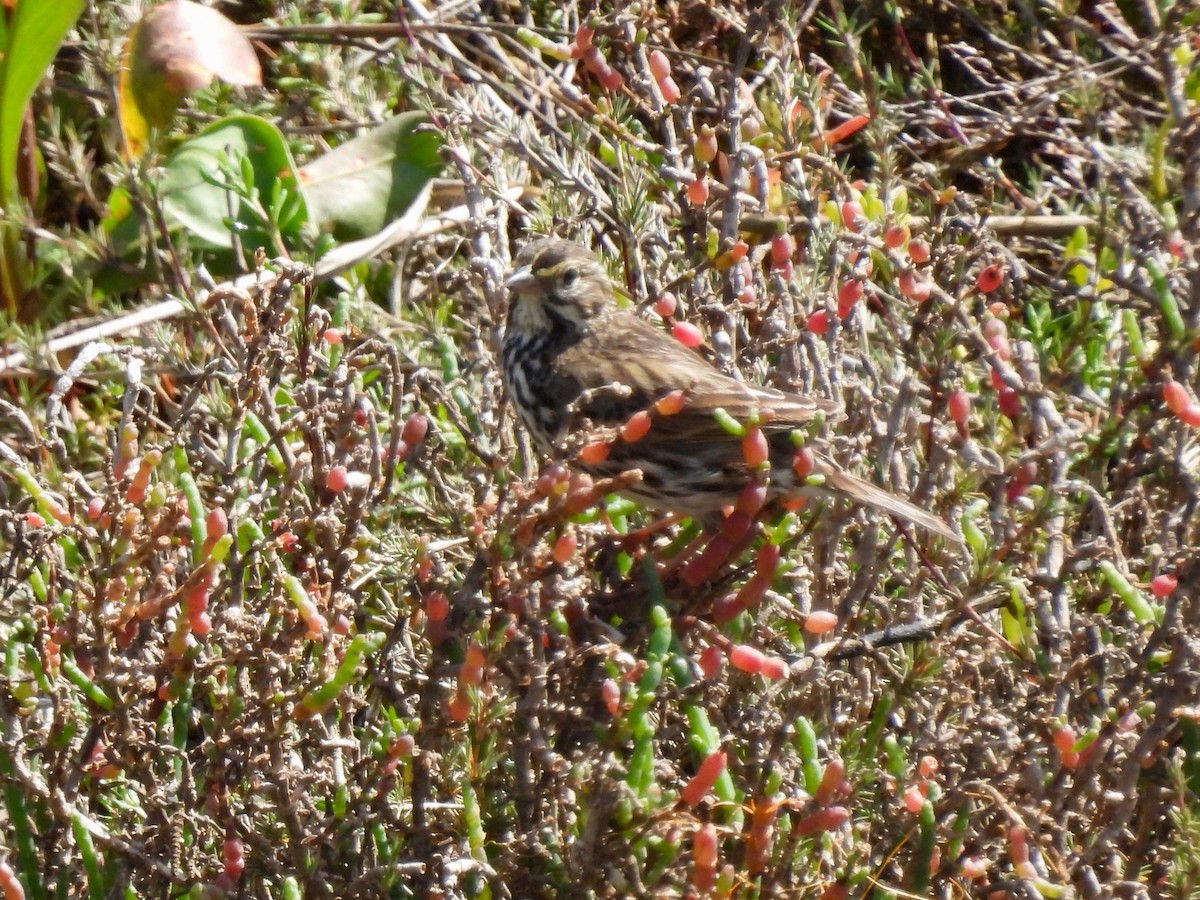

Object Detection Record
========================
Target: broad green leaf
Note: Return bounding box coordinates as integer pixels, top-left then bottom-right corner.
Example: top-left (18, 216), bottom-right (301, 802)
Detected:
top-left (157, 114), bottom-right (306, 254)
top-left (103, 115), bottom-right (308, 274)
top-left (299, 112), bottom-right (443, 241)
top-left (0, 0), bottom-right (85, 205)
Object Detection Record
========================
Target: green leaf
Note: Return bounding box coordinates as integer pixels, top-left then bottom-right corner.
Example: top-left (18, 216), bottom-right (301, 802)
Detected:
top-left (104, 115), bottom-right (309, 273)
top-left (299, 112), bottom-right (443, 241)
top-left (0, 0), bottom-right (85, 205)
top-left (158, 114), bottom-right (307, 252)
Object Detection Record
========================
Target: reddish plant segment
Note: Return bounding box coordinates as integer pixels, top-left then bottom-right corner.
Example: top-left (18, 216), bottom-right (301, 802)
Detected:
top-left (673, 321), bottom-right (703, 348)
top-left (742, 427), bottom-right (769, 467)
top-left (692, 823), bottom-right (718, 893)
top-left (1150, 574), bottom-right (1177, 598)
top-left (1163, 379), bottom-right (1200, 426)
top-left (975, 264), bottom-right (1004, 293)
top-left (681, 750), bottom-right (727, 806)
top-left (621, 410), bottom-right (652, 443)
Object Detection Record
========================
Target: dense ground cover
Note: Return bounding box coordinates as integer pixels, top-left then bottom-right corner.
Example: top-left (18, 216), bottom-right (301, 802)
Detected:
top-left (0, 1), bottom-right (1198, 896)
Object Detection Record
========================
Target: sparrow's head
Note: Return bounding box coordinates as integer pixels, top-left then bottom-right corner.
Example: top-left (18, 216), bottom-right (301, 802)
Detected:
top-left (505, 238), bottom-right (615, 335)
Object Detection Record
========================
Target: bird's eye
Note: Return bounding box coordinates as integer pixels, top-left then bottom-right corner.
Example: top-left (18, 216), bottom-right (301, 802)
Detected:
top-left (561, 268), bottom-right (579, 288)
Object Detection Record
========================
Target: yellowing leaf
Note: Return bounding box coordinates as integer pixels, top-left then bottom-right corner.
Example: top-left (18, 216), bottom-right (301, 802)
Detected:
top-left (118, 0), bottom-right (261, 158)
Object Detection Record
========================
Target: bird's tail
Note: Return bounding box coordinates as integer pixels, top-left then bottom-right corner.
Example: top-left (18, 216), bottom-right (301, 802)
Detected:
top-left (814, 466), bottom-right (961, 544)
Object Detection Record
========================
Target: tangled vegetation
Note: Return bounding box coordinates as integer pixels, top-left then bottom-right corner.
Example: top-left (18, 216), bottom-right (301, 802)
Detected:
top-left (1, 0), bottom-right (1198, 897)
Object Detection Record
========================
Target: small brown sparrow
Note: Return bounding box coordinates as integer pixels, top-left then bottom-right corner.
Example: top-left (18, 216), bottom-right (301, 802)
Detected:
top-left (502, 238), bottom-right (957, 542)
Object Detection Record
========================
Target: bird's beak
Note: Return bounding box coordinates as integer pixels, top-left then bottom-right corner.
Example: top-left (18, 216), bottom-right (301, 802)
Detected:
top-left (505, 265), bottom-right (536, 294)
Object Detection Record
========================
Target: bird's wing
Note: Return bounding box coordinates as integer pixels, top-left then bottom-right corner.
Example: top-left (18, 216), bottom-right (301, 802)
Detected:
top-left (554, 311), bottom-right (841, 431)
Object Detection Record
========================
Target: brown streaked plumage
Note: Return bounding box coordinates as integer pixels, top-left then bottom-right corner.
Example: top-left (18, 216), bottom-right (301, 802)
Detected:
top-left (501, 237), bottom-right (959, 542)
